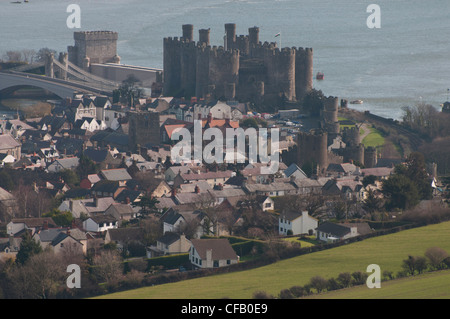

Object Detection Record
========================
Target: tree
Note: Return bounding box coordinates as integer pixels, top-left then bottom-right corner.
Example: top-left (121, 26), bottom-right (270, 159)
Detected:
top-left (132, 195), bottom-right (159, 218)
top-left (400, 152), bottom-right (433, 200)
top-left (35, 47), bottom-right (57, 63)
top-left (382, 174), bottom-right (420, 211)
top-left (76, 152), bottom-right (99, 179)
top-left (402, 255), bottom-right (427, 276)
top-left (362, 188), bottom-right (383, 215)
top-left (362, 175), bottom-right (377, 188)
top-left (118, 74), bottom-right (143, 107)
top-left (91, 250), bottom-right (124, 286)
top-left (43, 209), bottom-right (73, 227)
top-left (309, 275), bottom-right (328, 293)
top-left (16, 232), bottom-right (42, 265)
top-left (337, 272), bottom-right (352, 288)
top-left (425, 247), bottom-right (449, 270)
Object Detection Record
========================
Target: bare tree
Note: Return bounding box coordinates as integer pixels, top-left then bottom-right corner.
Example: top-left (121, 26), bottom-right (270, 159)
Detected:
top-left (91, 250), bottom-right (124, 285)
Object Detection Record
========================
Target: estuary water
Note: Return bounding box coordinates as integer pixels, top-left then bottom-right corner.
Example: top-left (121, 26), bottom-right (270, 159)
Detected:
top-left (1, 0), bottom-right (449, 120)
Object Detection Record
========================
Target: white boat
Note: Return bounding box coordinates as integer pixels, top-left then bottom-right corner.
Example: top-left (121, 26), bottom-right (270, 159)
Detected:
top-left (350, 100), bottom-right (363, 104)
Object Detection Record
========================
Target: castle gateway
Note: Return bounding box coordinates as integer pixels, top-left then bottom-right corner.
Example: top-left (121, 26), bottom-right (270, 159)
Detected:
top-left (163, 24), bottom-right (313, 106)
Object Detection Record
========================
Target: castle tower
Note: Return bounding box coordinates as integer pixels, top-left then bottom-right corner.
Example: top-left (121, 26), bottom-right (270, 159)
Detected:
top-left (180, 40), bottom-right (197, 98)
top-left (297, 129), bottom-right (328, 175)
top-left (163, 36), bottom-right (182, 96)
top-left (208, 46), bottom-right (240, 99)
top-left (195, 45), bottom-right (210, 98)
top-left (322, 96), bottom-right (340, 135)
top-left (199, 29), bottom-right (210, 46)
top-left (248, 26), bottom-right (259, 46)
top-left (225, 23), bottom-right (237, 50)
top-left (128, 111), bottom-right (161, 151)
top-left (364, 146), bottom-right (377, 168)
top-left (342, 126), bottom-right (360, 147)
top-left (182, 24), bottom-right (194, 42)
top-left (67, 31), bottom-right (119, 70)
top-left (294, 47), bottom-right (313, 101)
top-left (263, 47), bottom-right (296, 101)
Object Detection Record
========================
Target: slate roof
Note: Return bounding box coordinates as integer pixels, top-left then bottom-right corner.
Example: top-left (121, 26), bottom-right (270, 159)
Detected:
top-left (191, 238), bottom-right (238, 261)
top-left (100, 168), bottom-right (132, 181)
top-left (316, 222), bottom-right (351, 237)
top-left (106, 227), bottom-right (144, 243)
top-left (0, 134), bottom-right (20, 150)
top-left (157, 232), bottom-right (183, 246)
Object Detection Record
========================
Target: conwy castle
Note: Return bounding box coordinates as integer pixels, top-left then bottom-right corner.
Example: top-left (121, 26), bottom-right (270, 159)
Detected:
top-left (163, 24), bottom-right (313, 105)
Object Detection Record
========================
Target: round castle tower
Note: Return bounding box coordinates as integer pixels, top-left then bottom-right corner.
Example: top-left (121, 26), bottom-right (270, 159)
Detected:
top-left (294, 47), bottom-right (313, 101)
top-left (297, 129), bottom-right (328, 175)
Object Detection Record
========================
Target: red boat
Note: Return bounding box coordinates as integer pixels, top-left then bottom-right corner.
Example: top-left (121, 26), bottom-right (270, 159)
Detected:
top-left (316, 72), bottom-right (324, 80)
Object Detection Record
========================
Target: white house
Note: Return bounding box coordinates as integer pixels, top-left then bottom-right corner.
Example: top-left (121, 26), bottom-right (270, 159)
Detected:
top-left (316, 222), bottom-right (373, 243)
top-left (82, 215), bottom-right (118, 232)
top-left (189, 238), bottom-right (238, 269)
top-left (279, 211), bottom-right (318, 236)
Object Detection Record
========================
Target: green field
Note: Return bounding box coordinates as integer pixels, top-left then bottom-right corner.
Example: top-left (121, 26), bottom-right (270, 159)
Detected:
top-left (96, 222), bottom-right (450, 299)
top-left (305, 270), bottom-right (450, 299)
top-left (362, 126), bottom-right (385, 148)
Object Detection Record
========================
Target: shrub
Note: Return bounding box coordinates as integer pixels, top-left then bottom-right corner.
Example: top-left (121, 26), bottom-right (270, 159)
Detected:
top-left (351, 271), bottom-right (368, 286)
top-left (425, 247), bottom-right (449, 270)
top-left (337, 272), bottom-right (352, 288)
top-left (326, 277), bottom-right (341, 291)
top-left (309, 276), bottom-right (328, 293)
top-left (279, 289), bottom-right (295, 299)
top-left (252, 290), bottom-right (275, 299)
top-left (289, 286), bottom-right (307, 298)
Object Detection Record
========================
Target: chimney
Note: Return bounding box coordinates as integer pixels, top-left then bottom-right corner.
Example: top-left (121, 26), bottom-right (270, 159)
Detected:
top-left (125, 197), bottom-right (131, 204)
top-left (69, 199), bottom-right (73, 211)
top-left (206, 249), bottom-right (212, 267)
top-left (207, 112), bottom-right (212, 123)
top-left (94, 195), bottom-right (99, 207)
top-left (195, 185), bottom-right (200, 193)
top-left (171, 187), bottom-right (177, 197)
top-left (43, 220), bottom-right (48, 230)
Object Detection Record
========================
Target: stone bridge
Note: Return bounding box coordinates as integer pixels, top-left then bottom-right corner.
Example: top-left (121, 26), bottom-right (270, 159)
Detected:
top-left (0, 71), bottom-right (114, 99)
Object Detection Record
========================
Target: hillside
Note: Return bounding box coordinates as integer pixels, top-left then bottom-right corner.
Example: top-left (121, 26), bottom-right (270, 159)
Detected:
top-left (96, 221), bottom-right (450, 299)
top-left (304, 269), bottom-right (450, 299)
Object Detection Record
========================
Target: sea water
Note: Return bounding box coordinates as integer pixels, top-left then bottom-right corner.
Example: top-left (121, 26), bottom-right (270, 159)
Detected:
top-left (1, 0), bottom-right (449, 120)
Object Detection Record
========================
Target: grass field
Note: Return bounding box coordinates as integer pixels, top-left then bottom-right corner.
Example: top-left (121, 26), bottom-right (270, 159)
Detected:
top-left (304, 270), bottom-right (450, 299)
top-left (362, 126), bottom-right (385, 148)
top-left (96, 221), bottom-right (450, 299)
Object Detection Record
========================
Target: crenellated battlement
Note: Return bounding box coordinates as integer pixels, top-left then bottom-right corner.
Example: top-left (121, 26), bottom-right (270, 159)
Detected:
top-left (163, 24), bottom-right (314, 103)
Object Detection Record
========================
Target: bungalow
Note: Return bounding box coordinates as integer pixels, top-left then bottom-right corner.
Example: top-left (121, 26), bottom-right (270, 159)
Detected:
top-left (147, 232), bottom-right (191, 257)
top-left (189, 238), bottom-right (239, 269)
top-left (47, 157), bottom-right (80, 173)
top-left (279, 211), bottom-right (318, 236)
top-left (316, 221), bottom-right (373, 243)
top-left (83, 214), bottom-right (118, 233)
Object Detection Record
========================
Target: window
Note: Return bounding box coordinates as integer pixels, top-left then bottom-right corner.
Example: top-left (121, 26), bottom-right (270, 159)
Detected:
top-left (213, 260), bottom-right (219, 268)
top-left (227, 260), bottom-right (230, 265)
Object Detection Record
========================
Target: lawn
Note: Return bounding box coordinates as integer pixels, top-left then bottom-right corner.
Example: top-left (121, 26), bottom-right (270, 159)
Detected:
top-left (305, 270), bottom-right (450, 299)
top-left (282, 236), bottom-right (317, 248)
top-left (362, 126), bottom-right (385, 148)
top-left (96, 221), bottom-right (450, 299)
